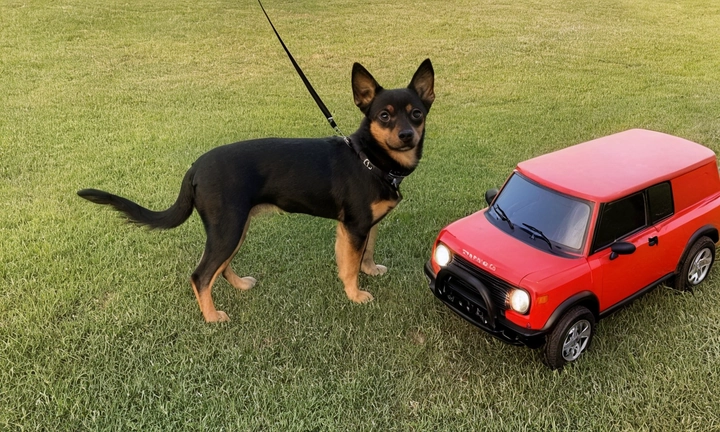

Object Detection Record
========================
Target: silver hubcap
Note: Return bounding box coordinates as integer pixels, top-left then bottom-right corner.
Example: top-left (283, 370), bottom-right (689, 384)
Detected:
top-left (561, 319), bottom-right (591, 361)
top-left (687, 248), bottom-right (712, 285)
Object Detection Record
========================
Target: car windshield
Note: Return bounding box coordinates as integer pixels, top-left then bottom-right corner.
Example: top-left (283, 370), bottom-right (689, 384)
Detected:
top-left (489, 173), bottom-right (592, 254)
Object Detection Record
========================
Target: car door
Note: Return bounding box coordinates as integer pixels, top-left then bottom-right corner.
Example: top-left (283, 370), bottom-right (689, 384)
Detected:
top-left (645, 182), bottom-right (676, 273)
top-left (588, 190), bottom-right (668, 310)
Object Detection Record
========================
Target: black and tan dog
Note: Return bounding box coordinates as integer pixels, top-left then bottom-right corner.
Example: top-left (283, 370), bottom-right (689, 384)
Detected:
top-left (78, 59), bottom-right (434, 322)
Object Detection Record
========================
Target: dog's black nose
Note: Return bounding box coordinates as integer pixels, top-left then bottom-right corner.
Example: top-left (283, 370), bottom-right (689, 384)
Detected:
top-left (399, 129), bottom-right (414, 142)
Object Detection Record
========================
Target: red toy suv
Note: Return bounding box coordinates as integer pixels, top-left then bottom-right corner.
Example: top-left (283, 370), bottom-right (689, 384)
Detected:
top-left (425, 129), bottom-right (720, 369)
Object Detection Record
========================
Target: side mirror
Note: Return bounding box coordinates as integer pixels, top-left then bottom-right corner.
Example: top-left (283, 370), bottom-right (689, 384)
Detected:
top-left (485, 188), bottom-right (499, 206)
top-left (609, 241), bottom-right (636, 260)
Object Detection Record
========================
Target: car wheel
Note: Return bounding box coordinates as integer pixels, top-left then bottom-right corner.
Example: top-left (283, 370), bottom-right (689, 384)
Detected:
top-left (674, 236), bottom-right (715, 291)
top-left (542, 306), bottom-right (595, 370)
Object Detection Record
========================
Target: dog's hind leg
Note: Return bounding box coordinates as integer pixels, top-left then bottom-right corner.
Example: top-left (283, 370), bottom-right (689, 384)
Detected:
top-left (361, 224), bottom-right (387, 276)
top-left (221, 204), bottom-right (278, 291)
top-left (221, 215), bottom-right (256, 291)
top-left (336, 222), bottom-right (374, 303)
top-left (191, 209), bottom-right (248, 323)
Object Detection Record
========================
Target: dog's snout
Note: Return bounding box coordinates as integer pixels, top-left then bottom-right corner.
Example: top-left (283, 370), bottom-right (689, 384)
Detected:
top-left (398, 129), bottom-right (414, 142)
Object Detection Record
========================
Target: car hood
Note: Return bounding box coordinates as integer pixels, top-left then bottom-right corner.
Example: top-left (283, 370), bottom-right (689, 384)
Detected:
top-left (438, 209), bottom-right (587, 286)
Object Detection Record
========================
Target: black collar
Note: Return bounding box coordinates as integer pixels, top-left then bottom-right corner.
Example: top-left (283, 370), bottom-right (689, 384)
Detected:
top-left (343, 137), bottom-right (409, 192)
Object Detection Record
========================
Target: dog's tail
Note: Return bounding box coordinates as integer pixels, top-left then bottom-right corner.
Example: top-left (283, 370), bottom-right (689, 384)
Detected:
top-left (77, 170), bottom-right (195, 230)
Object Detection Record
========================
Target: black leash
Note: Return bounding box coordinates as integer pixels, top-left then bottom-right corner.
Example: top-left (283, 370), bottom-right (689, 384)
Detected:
top-left (257, 0), bottom-right (406, 191)
top-left (257, 0), bottom-right (347, 142)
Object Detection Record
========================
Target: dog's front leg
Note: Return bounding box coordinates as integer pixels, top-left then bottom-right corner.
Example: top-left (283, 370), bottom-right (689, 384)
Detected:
top-left (361, 224), bottom-right (387, 276)
top-left (336, 222), bottom-right (373, 303)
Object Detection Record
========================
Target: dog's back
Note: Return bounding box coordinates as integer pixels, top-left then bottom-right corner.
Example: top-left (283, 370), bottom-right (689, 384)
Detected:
top-left (190, 137), bottom-right (371, 220)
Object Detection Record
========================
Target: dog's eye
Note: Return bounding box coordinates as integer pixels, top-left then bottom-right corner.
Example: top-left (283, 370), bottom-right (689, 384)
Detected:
top-left (378, 111), bottom-right (391, 122)
top-left (411, 109), bottom-right (423, 120)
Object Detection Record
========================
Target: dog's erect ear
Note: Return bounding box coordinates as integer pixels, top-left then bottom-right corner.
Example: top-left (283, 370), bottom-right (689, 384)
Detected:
top-left (352, 63), bottom-right (383, 114)
top-left (408, 58), bottom-right (435, 111)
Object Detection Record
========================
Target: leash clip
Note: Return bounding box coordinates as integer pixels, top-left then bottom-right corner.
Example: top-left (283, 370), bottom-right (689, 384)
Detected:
top-left (363, 159), bottom-right (373, 170)
top-left (389, 174), bottom-right (404, 190)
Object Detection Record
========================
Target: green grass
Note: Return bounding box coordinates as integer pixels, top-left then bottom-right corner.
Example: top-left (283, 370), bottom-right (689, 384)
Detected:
top-left (2, 0), bottom-right (720, 429)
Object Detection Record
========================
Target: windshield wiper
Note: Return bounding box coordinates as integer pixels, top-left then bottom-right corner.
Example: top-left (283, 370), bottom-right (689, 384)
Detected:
top-left (521, 223), bottom-right (553, 250)
top-left (493, 204), bottom-right (514, 229)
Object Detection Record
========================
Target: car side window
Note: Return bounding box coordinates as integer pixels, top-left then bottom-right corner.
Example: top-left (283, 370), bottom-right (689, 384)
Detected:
top-left (592, 192), bottom-right (647, 252)
top-left (647, 182), bottom-right (673, 224)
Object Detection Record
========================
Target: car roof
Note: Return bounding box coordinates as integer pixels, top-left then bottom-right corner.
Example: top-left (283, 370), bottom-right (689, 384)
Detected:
top-left (516, 129), bottom-right (716, 202)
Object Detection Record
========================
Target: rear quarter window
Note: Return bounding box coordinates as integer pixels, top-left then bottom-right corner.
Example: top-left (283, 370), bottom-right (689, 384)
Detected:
top-left (647, 182), bottom-right (673, 224)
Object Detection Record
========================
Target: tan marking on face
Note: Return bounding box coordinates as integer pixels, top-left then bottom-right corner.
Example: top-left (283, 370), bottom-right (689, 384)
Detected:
top-left (414, 122), bottom-right (426, 151)
top-left (370, 121), bottom-right (394, 149)
top-left (406, 104), bottom-right (425, 137)
top-left (370, 121), bottom-right (421, 169)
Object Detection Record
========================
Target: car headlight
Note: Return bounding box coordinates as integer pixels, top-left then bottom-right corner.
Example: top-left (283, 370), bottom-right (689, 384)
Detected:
top-left (433, 243), bottom-right (452, 267)
top-left (508, 289), bottom-right (530, 314)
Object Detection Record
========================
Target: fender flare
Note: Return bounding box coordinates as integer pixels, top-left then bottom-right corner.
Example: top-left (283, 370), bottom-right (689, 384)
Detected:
top-left (675, 224), bottom-right (718, 274)
top-left (541, 291), bottom-right (599, 332)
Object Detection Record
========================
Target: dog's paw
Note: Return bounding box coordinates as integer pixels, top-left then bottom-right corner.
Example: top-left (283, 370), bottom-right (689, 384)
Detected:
top-left (361, 262), bottom-right (388, 276)
top-left (347, 289), bottom-right (374, 304)
top-left (225, 273), bottom-right (257, 291)
top-left (362, 264), bottom-right (387, 276)
top-left (235, 276), bottom-right (257, 291)
top-left (205, 310), bottom-right (230, 323)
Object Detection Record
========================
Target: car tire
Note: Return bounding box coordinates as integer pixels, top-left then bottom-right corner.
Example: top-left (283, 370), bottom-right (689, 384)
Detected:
top-left (674, 236), bottom-right (715, 291)
top-left (542, 306), bottom-right (595, 370)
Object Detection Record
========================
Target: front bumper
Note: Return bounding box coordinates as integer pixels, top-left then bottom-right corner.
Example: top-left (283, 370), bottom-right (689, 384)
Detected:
top-left (425, 261), bottom-right (546, 348)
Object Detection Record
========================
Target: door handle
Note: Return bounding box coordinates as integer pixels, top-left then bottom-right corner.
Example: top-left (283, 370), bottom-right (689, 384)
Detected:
top-left (648, 236), bottom-right (658, 246)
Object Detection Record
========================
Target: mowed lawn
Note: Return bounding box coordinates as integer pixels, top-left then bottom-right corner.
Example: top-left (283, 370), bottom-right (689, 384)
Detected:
top-left (2, 0), bottom-right (720, 430)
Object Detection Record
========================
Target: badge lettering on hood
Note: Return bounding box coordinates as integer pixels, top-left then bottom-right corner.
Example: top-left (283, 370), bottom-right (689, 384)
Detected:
top-left (462, 249), bottom-right (497, 272)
